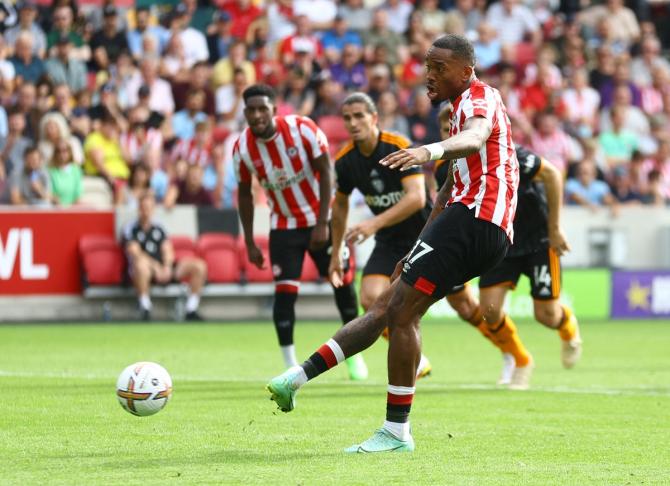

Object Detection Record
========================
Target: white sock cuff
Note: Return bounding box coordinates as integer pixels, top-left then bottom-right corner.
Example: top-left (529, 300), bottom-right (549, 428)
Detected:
top-left (387, 384), bottom-right (416, 395)
top-left (326, 338), bottom-right (345, 364)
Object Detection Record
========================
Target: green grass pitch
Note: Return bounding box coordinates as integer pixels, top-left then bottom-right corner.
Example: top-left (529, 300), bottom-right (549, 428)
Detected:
top-left (0, 319), bottom-right (669, 485)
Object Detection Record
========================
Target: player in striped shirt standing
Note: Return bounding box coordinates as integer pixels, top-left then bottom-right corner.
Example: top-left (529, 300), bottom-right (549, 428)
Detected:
top-left (234, 84), bottom-right (367, 381)
top-left (267, 34), bottom-right (519, 453)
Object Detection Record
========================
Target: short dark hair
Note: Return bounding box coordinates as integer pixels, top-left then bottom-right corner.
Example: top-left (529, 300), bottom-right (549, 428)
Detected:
top-left (243, 84), bottom-right (276, 104)
top-left (432, 34), bottom-right (476, 66)
top-left (23, 145), bottom-right (39, 158)
top-left (342, 92), bottom-right (377, 114)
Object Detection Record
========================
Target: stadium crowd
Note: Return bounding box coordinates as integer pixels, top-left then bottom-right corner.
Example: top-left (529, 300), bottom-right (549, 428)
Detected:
top-left (0, 0), bottom-right (669, 210)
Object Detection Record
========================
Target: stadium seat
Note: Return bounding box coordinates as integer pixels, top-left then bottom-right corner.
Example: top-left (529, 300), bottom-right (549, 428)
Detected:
top-left (240, 235), bottom-right (274, 283)
top-left (79, 235), bottom-right (125, 286)
top-left (301, 255), bottom-right (321, 282)
top-left (196, 233), bottom-right (241, 283)
top-left (318, 115), bottom-right (350, 157)
top-left (79, 177), bottom-right (114, 209)
top-left (170, 235), bottom-right (197, 262)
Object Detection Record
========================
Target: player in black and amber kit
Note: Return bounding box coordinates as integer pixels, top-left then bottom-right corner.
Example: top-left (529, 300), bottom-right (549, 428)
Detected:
top-left (327, 92), bottom-right (434, 378)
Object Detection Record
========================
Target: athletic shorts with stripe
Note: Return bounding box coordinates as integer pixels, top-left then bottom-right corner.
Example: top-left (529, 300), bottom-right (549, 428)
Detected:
top-left (479, 246), bottom-right (561, 300)
top-left (363, 239), bottom-right (414, 278)
top-left (269, 226), bottom-right (354, 283)
top-left (400, 203), bottom-right (510, 298)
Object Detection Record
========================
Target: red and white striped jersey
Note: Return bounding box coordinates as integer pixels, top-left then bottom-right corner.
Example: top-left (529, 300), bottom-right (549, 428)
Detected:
top-left (170, 139), bottom-right (212, 168)
top-left (448, 78), bottom-right (519, 241)
top-left (233, 115), bottom-right (328, 230)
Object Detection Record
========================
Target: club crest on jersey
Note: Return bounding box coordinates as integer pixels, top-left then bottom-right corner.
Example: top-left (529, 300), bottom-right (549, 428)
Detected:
top-left (286, 147), bottom-right (298, 158)
top-left (371, 178), bottom-right (385, 193)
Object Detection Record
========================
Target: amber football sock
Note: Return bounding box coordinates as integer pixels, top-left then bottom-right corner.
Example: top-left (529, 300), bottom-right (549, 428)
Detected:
top-left (558, 306), bottom-right (577, 342)
top-left (488, 315), bottom-right (531, 367)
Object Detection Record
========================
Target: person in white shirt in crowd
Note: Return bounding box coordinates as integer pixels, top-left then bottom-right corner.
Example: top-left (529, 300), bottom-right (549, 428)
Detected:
top-left (126, 57), bottom-right (175, 116)
top-left (485, 0), bottom-right (541, 47)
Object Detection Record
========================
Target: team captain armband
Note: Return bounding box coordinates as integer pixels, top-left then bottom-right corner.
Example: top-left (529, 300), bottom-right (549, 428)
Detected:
top-left (424, 143), bottom-right (444, 161)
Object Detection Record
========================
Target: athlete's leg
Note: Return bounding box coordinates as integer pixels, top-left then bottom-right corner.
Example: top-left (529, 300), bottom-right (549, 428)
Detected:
top-left (528, 248), bottom-right (582, 368)
top-left (269, 229), bottom-right (308, 367)
top-left (360, 274), bottom-right (390, 311)
top-left (175, 257), bottom-right (207, 319)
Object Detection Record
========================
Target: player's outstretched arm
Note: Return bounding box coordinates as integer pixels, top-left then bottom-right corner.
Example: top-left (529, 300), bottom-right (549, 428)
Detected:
top-left (329, 191), bottom-right (350, 288)
top-left (379, 116), bottom-right (492, 172)
top-left (238, 181), bottom-right (264, 268)
top-left (535, 159), bottom-right (570, 256)
top-left (310, 153), bottom-right (333, 249)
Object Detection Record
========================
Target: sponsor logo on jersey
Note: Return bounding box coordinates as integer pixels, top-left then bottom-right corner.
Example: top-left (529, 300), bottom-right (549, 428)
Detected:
top-left (262, 168), bottom-right (308, 191)
top-left (371, 178), bottom-right (385, 193)
top-left (287, 147), bottom-right (298, 158)
top-left (365, 191), bottom-right (404, 208)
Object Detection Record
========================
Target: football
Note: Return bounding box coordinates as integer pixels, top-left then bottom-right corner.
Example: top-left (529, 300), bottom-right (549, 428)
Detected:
top-left (116, 362), bottom-right (173, 417)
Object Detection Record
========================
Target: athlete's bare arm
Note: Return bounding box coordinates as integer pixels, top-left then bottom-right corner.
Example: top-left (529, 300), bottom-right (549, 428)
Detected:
top-left (238, 180), bottom-right (264, 268)
top-left (310, 153), bottom-right (333, 249)
top-left (379, 116), bottom-right (492, 171)
top-left (329, 191), bottom-right (350, 287)
top-left (535, 159), bottom-right (571, 256)
top-left (346, 174), bottom-right (427, 244)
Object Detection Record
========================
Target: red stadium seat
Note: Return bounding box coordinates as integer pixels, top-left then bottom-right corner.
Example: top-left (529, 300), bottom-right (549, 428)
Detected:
top-left (240, 235), bottom-right (274, 283)
top-left (170, 235), bottom-right (197, 262)
top-left (318, 115), bottom-right (350, 158)
top-left (301, 255), bottom-right (321, 282)
top-left (79, 235), bottom-right (125, 285)
top-left (196, 233), bottom-right (241, 283)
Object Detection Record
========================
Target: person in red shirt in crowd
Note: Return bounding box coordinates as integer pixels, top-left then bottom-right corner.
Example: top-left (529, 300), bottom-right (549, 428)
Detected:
top-left (278, 14), bottom-right (323, 66)
top-left (220, 0), bottom-right (263, 40)
top-left (164, 163), bottom-right (214, 208)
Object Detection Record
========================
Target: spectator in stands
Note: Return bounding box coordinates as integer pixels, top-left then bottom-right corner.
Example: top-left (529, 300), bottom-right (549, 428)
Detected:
top-left (48, 140), bottom-right (82, 206)
top-left (415, 0), bottom-right (448, 37)
top-left (381, 0), bottom-right (413, 35)
top-left (645, 169), bottom-right (667, 205)
top-left (407, 88), bottom-right (439, 146)
top-left (164, 163), bottom-right (214, 208)
top-left (89, 5), bottom-right (129, 74)
top-left (377, 91), bottom-right (410, 139)
top-left (362, 9), bottom-right (405, 67)
top-left (172, 89), bottom-right (208, 141)
top-left (610, 166), bottom-right (643, 204)
top-left (565, 159), bottom-right (618, 211)
top-left (206, 11), bottom-right (234, 64)
top-left (126, 57), bottom-right (175, 116)
top-left (172, 61), bottom-right (216, 117)
top-left (0, 108), bottom-right (31, 183)
top-left (561, 68), bottom-right (601, 139)
top-left (115, 162), bottom-right (151, 210)
top-left (127, 6), bottom-right (168, 60)
top-left (169, 120), bottom-right (213, 175)
top-left (630, 36), bottom-right (670, 88)
top-left (44, 35), bottom-right (87, 94)
top-left (160, 34), bottom-right (190, 81)
top-left (124, 192), bottom-right (206, 321)
top-left (37, 111), bottom-right (84, 167)
top-left (641, 66), bottom-right (670, 117)
top-left (4, 2), bottom-right (46, 59)
top-left (46, 5), bottom-right (89, 62)
top-left (294, 0), bottom-right (337, 30)
top-left (212, 39), bottom-right (256, 88)
top-left (83, 111), bottom-right (129, 188)
top-left (221, 0), bottom-right (263, 40)
top-left (589, 45), bottom-right (616, 92)
top-left (530, 111), bottom-right (576, 175)
top-left (329, 44), bottom-right (366, 91)
top-left (0, 34), bottom-right (15, 91)
top-left (10, 145), bottom-right (51, 207)
top-left (600, 85), bottom-right (652, 152)
top-left (311, 74), bottom-right (343, 121)
top-left (172, 3), bottom-right (209, 68)
top-left (485, 0), bottom-right (541, 48)
top-left (9, 31), bottom-right (44, 84)
top-left (278, 14), bottom-right (323, 67)
top-left (599, 106), bottom-right (639, 170)
top-left (281, 67), bottom-right (315, 117)
top-left (473, 22), bottom-right (502, 72)
top-left (600, 56), bottom-right (642, 110)
top-left (216, 67), bottom-right (249, 131)
top-left (580, 0), bottom-right (640, 47)
top-left (181, 0), bottom-right (216, 34)
top-left (337, 0), bottom-right (372, 33)
top-left (444, 0), bottom-right (484, 39)
top-left (322, 15), bottom-right (362, 64)
top-left (367, 63), bottom-right (394, 102)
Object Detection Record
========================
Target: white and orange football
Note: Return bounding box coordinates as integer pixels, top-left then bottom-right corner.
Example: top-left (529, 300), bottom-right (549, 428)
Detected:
top-left (116, 362), bottom-right (172, 417)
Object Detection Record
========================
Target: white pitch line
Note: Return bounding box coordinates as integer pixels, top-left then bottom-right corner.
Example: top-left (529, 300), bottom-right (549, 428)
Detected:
top-left (0, 370), bottom-right (668, 397)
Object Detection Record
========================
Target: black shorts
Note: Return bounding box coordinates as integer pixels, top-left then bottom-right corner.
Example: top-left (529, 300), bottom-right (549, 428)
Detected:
top-left (479, 247), bottom-right (561, 300)
top-left (363, 239), bottom-right (413, 278)
top-left (400, 203), bottom-right (510, 298)
top-left (269, 226), bottom-right (354, 283)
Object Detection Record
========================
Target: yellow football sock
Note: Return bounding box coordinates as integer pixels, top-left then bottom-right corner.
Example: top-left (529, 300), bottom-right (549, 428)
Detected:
top-left (489, 315), bottom-right (531, 367)
top-left (558, 306), bottom-right (576, 341)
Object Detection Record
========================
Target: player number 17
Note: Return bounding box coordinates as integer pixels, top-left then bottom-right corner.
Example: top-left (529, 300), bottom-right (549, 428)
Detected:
top-left (407, 239), bottom-right (434, 264)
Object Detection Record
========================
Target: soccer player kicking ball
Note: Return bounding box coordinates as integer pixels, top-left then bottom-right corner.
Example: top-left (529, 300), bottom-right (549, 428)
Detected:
top-left (328, 92), bottom-right (433, 379)
top-left (233, 84), bottom-right (367, 380)
top-left (435, 108), bottom-right (582, 389)
top-left (267, 34), bottom-right (519, 453)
